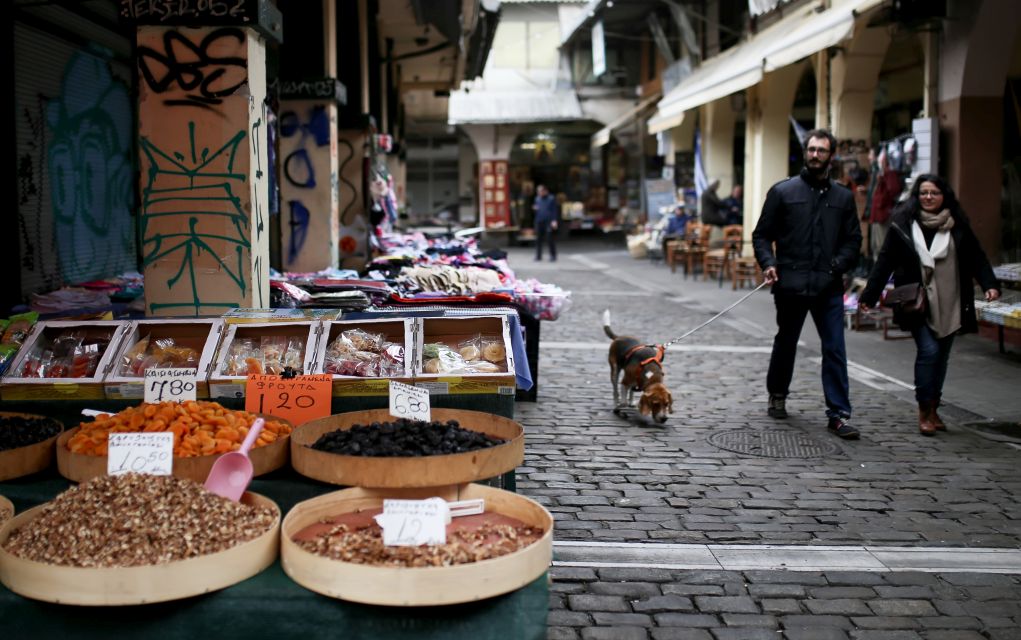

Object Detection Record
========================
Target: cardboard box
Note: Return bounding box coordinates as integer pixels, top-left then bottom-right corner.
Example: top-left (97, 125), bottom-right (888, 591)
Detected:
top-left (1, 321), bottom-right (128, 400)
top-left (312, 319), bottom-right (416, 397)
top-left (208, 322), bottom-right (321, 399)
top-left (414, 316), bottom-right (517, 396)
top-left (103, 319), bottom-right (225, 399)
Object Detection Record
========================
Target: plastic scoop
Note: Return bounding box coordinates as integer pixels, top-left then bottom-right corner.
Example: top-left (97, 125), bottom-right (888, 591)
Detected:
top-left (204, 418), bottom-right (264, 502)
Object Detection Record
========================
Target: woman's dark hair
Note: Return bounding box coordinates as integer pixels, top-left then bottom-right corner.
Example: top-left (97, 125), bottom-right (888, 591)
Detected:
top-left (896, 173), bottom-right (963, 219)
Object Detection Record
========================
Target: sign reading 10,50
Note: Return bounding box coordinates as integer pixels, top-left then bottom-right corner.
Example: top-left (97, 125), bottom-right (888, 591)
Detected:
top-left (144, 368), bottom-right (198, 403)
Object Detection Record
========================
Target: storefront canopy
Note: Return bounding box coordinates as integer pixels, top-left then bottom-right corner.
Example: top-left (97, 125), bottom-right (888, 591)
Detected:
top-left (648, 0), bottom-right (886, 132)
top-left (590, 93), bottom-right (661, 148)
top-left (448, 90), bottom-right (583, 125)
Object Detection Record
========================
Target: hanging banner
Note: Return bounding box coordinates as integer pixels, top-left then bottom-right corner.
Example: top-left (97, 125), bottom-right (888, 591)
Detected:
top-left (480, 160), bottom-right (511, 229)
top-left (592, 20), bottom-right (606, 77)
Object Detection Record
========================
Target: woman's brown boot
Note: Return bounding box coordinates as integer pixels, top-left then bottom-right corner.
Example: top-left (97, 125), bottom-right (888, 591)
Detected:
top-left (931, 394), bottom-right (947, 431)
top-left (918, 402), bottom-right (937, 436)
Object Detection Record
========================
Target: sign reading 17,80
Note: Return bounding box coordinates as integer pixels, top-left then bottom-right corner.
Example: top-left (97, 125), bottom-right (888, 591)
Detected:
top-left (144, 368), bottom-right (198, 403)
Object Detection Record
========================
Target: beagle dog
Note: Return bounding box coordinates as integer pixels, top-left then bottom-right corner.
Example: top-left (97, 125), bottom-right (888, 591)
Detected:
top-left (603, 310), bottom-right (673, 423)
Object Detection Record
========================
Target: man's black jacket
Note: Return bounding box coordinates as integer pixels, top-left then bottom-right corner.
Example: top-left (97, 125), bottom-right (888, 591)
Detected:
top-left (752, 171), bottom-right (862, 297)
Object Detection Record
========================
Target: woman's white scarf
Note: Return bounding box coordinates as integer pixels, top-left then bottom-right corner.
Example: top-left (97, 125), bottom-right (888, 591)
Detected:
top-left (911, 221), bottom-right (960, 337)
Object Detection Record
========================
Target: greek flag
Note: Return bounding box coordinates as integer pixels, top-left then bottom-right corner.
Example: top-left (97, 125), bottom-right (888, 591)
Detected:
top-left (789, 115), bottom-right (809, 146)
top-left (694, 128), bottom-right (708, 198)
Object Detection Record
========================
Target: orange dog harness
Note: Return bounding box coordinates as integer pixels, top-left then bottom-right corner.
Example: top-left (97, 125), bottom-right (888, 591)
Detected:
top-left (623, 344), bottom-right (665, 367)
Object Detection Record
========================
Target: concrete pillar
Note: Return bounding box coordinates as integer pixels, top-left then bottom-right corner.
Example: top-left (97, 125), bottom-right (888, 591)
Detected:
top-left (938, 0), bottom-right (1021, 260)
top-left (278, 80), bottom-right (346, 272)
top-left (743, 63), bottom-right (805, 252)
top-left (670, 114), bottom-right (696, 153)
top-left (829, 26), bottom-right (890, 140)
top-left (813, 51), bottom-right (829, 130)
top-left (337, 128), bottom-right (370, 270)
top-left (134, 11), bottom-right (280, 316)
top-left (460, 124), bottom-right (522, 228)
top-left (702, 97), bottom-right (736, 194)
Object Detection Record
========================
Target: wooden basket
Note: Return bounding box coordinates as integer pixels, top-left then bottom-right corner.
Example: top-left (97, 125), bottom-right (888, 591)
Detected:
top-left (0, 492), bottom-right (279, 605)
top-left (0, 495), bottom-right (12, 525)
top-left (281, 484), bottom-right (553, 606)
top-left (0, 412), bottom-right (64, 482)
top-left (290, 408), bottom-right (524, 488)
top-left (55, 416), bottom-right (290, 483)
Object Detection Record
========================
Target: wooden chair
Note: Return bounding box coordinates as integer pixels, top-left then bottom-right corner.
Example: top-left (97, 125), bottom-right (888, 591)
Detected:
top-left (680, 223), bottom-right (708, 279)
top-left (731, 256), bottom-right (762, 289)
top-left (704, 225), bottom-right (743, 282)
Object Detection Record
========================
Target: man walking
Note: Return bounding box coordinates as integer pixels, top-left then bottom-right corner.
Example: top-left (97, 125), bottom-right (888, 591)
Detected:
top-left (752, 129), bottom-right (863, 439)
top-left (533, 184), bottom-right (559, 261)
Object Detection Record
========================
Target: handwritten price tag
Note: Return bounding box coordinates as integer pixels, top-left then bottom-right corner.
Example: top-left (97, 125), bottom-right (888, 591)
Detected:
top-left (107, 433), bottom-right (174, 476)
top-left (245, 374), bottom-right (332, 426)
top-left (144, 368), bottom-right (198, 403)
top-left (375, 498), bottom-right (448, 546)
top-left (389, 380), bottom-right (431, 422)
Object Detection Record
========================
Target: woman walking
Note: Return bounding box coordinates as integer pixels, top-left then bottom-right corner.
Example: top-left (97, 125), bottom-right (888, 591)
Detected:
top-left (859, 174), bottom-right (1000, 435)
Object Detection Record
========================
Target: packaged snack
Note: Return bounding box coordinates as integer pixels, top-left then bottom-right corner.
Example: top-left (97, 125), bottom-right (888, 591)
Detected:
top-left (457, 334), bottom-right (483, 362)
top-left (481, 338), bottom-right (506, 365)
top-left (323, 329), bottom-right (402, 378)
top-left (224, 338), bottom-right (256, 375)
top-left (1, 311), bottom-right (39, 345)
top-left (122, 334), bottom-right (151, 375)
top-left (422, 343), bottom-right (466, 374)
top-left (283, 336), bottom-right (306, 372)
top-left (261, 336), bottom-right (287, 375)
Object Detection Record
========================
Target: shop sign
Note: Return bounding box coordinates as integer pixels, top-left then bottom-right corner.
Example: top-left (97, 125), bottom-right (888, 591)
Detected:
top-left (144, 368), bottom-right (198, 403)
top-left (375, 498), bottom-right (448, 546)
top-left (388, 380), bottom-right (431, 422)
top-left (107, 432), bottom-right (174, 476)
top-left (244, 374), bottom-right (332, 427)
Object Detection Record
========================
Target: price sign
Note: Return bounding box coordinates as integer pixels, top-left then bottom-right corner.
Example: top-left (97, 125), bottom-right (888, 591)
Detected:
top-left (245, 374), bottom-right (331, 426)
top-left (144, 368), bottom-right (198, 403)
top-left (375, 498), bottom-right (448, 546)
top-left (389, 380), bottom-right (431, 422)
top-left (107, 433), bottom-right (174, 476)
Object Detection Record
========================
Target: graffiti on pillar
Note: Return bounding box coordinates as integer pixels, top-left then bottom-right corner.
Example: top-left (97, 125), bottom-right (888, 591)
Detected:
top-left (137, 28), bottom-right (248, 110)
top-left (139, 122), bottom-right (250, 314)
top-left (279, 104), bottom-right (334, 269)
top-left (336, 132), bottom-right (367, 267)
top-left (251, 115), bottom-right (265, 306)
top-left (16, 45), bottom-right (136, 287)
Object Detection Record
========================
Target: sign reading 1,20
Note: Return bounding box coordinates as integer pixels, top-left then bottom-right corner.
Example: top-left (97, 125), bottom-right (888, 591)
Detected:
top-left (144, 368), bottom-right (198, 403)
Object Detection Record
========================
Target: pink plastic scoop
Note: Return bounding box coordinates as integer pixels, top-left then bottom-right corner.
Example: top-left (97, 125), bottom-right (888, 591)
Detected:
top-left (204, 418), bottom-right (264, 502)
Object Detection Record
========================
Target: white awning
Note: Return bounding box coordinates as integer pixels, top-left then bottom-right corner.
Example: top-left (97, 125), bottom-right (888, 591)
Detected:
top-left (448, 90), bottom-right (583, 125)
top-left (652, 0), bottom-right (886, 128)
top-left (590, 93), bottom-right (661, 148)
top-left (647, 110), bottom-right (686, 135)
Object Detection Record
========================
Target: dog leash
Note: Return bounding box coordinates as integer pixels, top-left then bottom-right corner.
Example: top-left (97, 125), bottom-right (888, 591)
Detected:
top-left (662, 280), bottom-right (769, 348)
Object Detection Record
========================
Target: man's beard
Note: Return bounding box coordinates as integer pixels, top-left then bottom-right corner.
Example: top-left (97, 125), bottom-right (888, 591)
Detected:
top-left (804, 158), bottom-right (829, 179)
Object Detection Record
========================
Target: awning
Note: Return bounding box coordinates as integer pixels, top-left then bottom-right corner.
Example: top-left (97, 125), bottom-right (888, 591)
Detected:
top-left (651, 0), bottom-right (886, 128)
top-left (647, 110), bottom-right (686, 135)
top-left (448, 89), bottom-right (583, 125)
top-left (590, 93), bottom-right (662, 148)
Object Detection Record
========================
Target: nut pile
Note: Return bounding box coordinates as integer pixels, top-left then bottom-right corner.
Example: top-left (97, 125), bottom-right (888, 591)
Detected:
top-left (295, 521), bottom-right (542, 567)
top-left (2, 474), bottom-right (276, 567)
top-left (309, 418), bottom-right (506, 457)
top-left (0, 415), bottom-right (62, 452)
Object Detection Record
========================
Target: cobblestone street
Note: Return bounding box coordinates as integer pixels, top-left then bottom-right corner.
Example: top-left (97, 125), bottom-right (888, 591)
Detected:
top-left (508, 241), bottom-right (1021, 639)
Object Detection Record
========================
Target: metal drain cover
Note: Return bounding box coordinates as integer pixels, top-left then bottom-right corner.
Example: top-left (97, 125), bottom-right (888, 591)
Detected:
top-left (707, 430), bottom-right (841, 458)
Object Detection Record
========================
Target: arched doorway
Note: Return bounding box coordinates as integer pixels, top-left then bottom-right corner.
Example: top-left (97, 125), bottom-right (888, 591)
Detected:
top-left (788, 66), bottom-right (817, 177)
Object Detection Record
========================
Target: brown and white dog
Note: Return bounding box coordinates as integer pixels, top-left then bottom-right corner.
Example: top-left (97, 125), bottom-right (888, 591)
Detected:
top-left (603, 310), bottom-right (673, 423)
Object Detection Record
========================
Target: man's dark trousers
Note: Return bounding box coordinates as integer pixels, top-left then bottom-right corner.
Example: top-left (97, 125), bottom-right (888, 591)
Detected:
top-left (767, 291), bottom-right (851, 419)
top-left (535, 222), bottom-right (557, 260)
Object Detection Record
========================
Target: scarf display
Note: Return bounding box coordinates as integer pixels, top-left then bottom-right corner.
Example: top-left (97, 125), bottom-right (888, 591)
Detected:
top-left (911, 210), bottom-right (960, 338)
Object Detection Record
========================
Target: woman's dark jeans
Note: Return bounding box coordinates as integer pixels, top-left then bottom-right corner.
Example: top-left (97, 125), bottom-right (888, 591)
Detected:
top-left (911, 323), bottom-right (955, 403)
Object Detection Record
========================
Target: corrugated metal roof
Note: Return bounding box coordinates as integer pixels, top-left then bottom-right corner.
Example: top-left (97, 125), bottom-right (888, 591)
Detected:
top-left (448, 89), bottom-right (583, 124)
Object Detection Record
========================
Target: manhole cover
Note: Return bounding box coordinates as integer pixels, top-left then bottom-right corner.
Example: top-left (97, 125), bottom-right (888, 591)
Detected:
top-left (707, 430), bottom-right (841, 458)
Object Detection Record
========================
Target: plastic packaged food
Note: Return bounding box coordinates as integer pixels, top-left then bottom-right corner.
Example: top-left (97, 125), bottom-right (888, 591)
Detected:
top-left (1, 311), bottom-right (39, 346)
top-left (324, 329), bottom-right (403, 377)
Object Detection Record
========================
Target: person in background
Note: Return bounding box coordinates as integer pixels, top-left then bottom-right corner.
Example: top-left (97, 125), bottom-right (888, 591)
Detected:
top-left (700, 180), bottom-right (725, 227)
top-left (661, 205), bottom-right (695, 257)
top-left (859, 174), bottom-right (999, 436)
top-left (752, 129), bottom-right (863, 440)
top-left (722, 184), bottom-right (744, 226)
top-left (869, 149), bottom-right (901, 259)
top-left (533, 184), bottom-right (560, 261)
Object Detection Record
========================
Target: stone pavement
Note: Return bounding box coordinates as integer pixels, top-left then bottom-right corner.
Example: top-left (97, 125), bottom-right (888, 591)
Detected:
top-left (502, 240), bottom-right (1021, 639)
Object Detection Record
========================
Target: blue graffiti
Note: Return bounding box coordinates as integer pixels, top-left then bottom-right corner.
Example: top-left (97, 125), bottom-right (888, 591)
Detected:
top-left (47, 50), bottom-right (135, 284)
top-left (287, 200), bottom-right (310, 264)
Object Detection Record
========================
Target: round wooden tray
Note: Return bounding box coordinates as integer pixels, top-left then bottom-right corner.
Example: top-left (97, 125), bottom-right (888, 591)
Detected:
top-left (281, 483), bottom-right (553, 606)
top-left (0, 491), bottom-right (279, 606)
top-left (0, 495), bottom-right (12, 525)
top-left (290, 408), bottom-right (524, 488)
top-left (55, 416), bottom-right (291, 483)
top-left (0, 412), bottom-right (64, 482)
